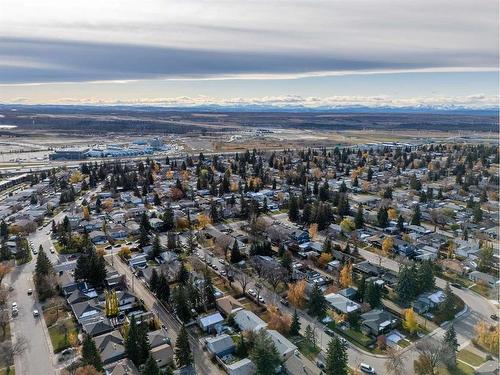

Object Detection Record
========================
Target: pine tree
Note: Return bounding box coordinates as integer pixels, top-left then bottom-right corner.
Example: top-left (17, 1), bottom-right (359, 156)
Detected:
top-left (307, 283), bottom-right (327, 319)
top-left (397, 214), bottom-right (405, 231)
top-left (364, 282), bottom-right (381, 308)
top-left (178, 262), bottom-right (189, 283)
top-left (325, 336), bottom-right (348, 375)
top-left (230, 240), bottom-right (242, 263)
top-left (125, 315), bottom-right (140, 365)
top-left (443, 325), bottom-right (458, 368)
top-left (249, 330), bottom-right (281, 375)
top-left (137, 323), bottom-right (151, 366)
top-left (152, 234), bottom-right (162, 258)
top-left (438, 283), bottom-right (456, 321)
top-left (175, 325), bottom-right (193, 368)
top-left (396, 265), bottom-right (416, 304)
top-left (203, 271), bottom-right (216, 309)
top-left (289, 310), bottom-right (301, 336)
top-left (156, 272), bottom-right (170, 303)
top-left (150, 268), bottom-right (159, 293)
top-left (411, 204), bottom-right (422, 226)
top-left (143, 355), bottom-right (160, 375)
top-left (354, 204), bottom-right (364, 229)
top-left (377, 206), bottom-right (389, 228)
top-left (81, 334), bottom-right (103, 372)
top-left (417, 260), bottom-right (435, 293)
top-left (288, 194), bottom-right (299, 222)
top-left (35, 248), bottom-right (53, 276)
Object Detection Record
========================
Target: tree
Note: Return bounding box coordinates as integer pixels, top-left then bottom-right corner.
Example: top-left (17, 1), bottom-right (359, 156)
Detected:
top-left (304, 324), bottom-right (316, 348)
top-left (175, 325), bottom-right (193, 368)
top-left (354, 204), bottom-right (364, 229)
top-left (325, 336), bottom-right (348, 375)
top-left (234, 271), bottom-right (251, 295)
top-left (473, 204), bottom-right (483, 223)
top-left (0, 335), bottom-right (27, 373)
top-left (105, 290), bottom-right (119, 317)
top-left (81, 334), bottom-right (103, 372)
top-left (75, 365), bottom-right (102, 375)
top-left (288, 194), bottom-right (299, 222)
top-left (152, 234), bottom-right (162, 259)
top-left (202, 271), bottom-right (216, 309)
top-left (382, 237), bottom-right (394, 254)
top-left (0, 262), bottom-right (13, 284)
top-left (438, 283), bottom-right (456, 322)
top-left (403, 308), bottom-right (418, 335)
top-left (364, 282), bottom-right (381, 308)
top-left (477, 245), bottom-right (494, 272)
top-left (143, 355), bottom-right (160, 375)
top-left (156, 272), bottom-right (170, 303)
top-left (385, 347), bottom-right (406, 375)
top-left (396, 265), bottom-right (416, 304)
top-left (125, 315), bottom-right (140, 365)
top-left (413, 338), bottom-right (447, 375)
top-left (178, 262), bottom-right (189, 283)
top-left (308, 283), bottom-right (327, 319)
top-left (287, 280), bottom-right (307, 308)
top-left (339, 263), bottom-right (352, 288)
top-left (340, 218), bottom-right (355, 233)
top-left (411, 204), bottom-right (422, 226)
top-left (289, 310), bottom-right (301, 336)
top-left (149, 268), bottom-right (159, 293)
top-left (417, 259), bottom-right (435, 293)
top-left (267, 305), bottom-right (292, 335)
top-left (377, 206), bottom-right (389, 228)
top-left (230, 240), bottom-right (243, 263)
top-left (443, 325), bottom-right (458, 368)
top-left (318, 252), bottom-right (333, 268)
top-left (249, 330), bottom-right (281, 375)
top-left (397, 215), bottom-right (405, 231)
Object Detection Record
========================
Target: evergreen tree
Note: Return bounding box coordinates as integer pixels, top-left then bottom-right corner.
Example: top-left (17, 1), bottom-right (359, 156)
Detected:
top-left (288, 194), bottom-right (299, 222)
top-left (152, 234), bottom-right (162, 259)
top-left (397, 214), bottom-right (405, 231)
top-left (396, 265), bottom-right (416, 304)
top-left (35, 248), bottom-right (53, 276)
top-left (364, 282), bottom-right (381, 308)
top-left (125, 315), bottom-right (140, 366)
top-left (443, 325), bottom-right (459, 368)
top-left (354, 204), bottom-right (364, 229)
top-left (0, 220), bottom-right (8, 239)
top-left (178, 262), bottom-right (189, 283)
top-left (307, 283), bottom-right (327, 319)
top-left (417, 260), bottom-right (435, 293)
top-left (175, 325), bottom-right (193, 368)
top-left (230, 240), bottom-right (243, 263)
top-left (143, 355), bottom-right (160, 375)
top-left (325, 336), bottom-right (348, 375)
top-left (163, 207), bottom-right (174, 231)
top-left (149, 268), bottom-right (159, 293)
top-left (289, 310), bottom-right (301, 336)
top-left (249, 330), bottom-right (281, 375)
top-left (438, 283), bottom-right (456, 321)
top-left (377, 206), bottom-right (389, 228)
top-left (473, 204), bottom-right (483, 223)
top-left (357, 276), bottom-right (367, 303)
top-left (137, 323), bottom-right (151, 366)
top-left (81, 334), bottom-right (103, 372)
top-left (173, 286), bottom-right (191, 323)
top-left (156, 272), bottom-right (170, 303)
top-left (411, 204), bottom-right (422, 226)
top-left (203, 271), bottom-right (216, 309)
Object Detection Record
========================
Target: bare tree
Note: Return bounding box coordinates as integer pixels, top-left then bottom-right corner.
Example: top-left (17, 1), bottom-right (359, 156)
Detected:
top-left (413, 338), bottom-right (446, 375)
top-left (385, 347), bottom-right (406, 375)
top-left (265, 266), bottom-right (287, 295)
top-left (0, 310), bottom-right (9, 339)
top-left (234, 271), bottom-right (251, 295)
top-left (0, 335), bottom-right (28, 371)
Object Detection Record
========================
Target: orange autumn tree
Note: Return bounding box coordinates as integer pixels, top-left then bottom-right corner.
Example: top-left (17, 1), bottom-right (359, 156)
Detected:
top-left (287, 280), bottom-right (307, 308)
top-left (339, 263), bottom-right (352, 288)
top-left (267, 305), bottom-right (292, 335)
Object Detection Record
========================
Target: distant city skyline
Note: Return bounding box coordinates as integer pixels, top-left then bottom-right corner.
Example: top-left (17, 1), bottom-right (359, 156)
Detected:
top-left (0, 0), bottom-right (498, 109)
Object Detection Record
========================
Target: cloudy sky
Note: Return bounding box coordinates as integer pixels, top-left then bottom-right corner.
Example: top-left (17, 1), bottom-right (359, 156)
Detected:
top-left (0, 0), bottom-right (498, 109)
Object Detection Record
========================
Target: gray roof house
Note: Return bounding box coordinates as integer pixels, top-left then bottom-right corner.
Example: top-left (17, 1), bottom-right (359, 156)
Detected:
top-left (205, 334), bottom-right (235, 357)
top-left (360, 309), bottom-right (398, 336)
top-left (94, 330), bottom-right (126, 365)
top-left (325, 293), bottom-right (360, 314)
top-left (267, 330), bottom-right (297, 360)
top-left (234, 310), bottom-right (267, 332)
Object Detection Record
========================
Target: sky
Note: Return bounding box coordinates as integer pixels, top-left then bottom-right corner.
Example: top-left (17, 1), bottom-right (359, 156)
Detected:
top-left (0, 0), bottom-right (498, 109)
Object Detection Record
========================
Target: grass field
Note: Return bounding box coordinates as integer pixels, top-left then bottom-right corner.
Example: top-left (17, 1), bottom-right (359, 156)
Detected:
top-left (438, 362), bottom-right (475, 375)
top-left (0, 368), bottom-right (15, 375)
top-left (457, 349), bottom-right (486, 367)
top-left (47, 318), bottom-right (78, 353)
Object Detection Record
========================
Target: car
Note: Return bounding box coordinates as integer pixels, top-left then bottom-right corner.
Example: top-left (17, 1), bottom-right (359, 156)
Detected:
top-left (219, 259), bottom-right (226, 265)
top-left (126, 242), bottom-right (133, 246)
top-left (11, 309), bottom-right (18, 317)
top-left (280, 298), bottom-right (289, 306)
top-left (258, 296), bottom-right (265, 304)
top-left (32, 248), bottom-right (38, 255)
top-left (325, 328), bottom-right (335, 337)
top-left (33, 309), bottom-right (40, 317)
top-left (50, 247), bottom-right (55, 253)
top-left (114, 244), bottom-right (121, 248)
top-left (212, 264), bottom-right (218, 271)
top-left (450, 283), bottom-right (462, 289)
top-left (105, 245), bottom-right (113, 250)
top-left (248, 289), bottom-right (257, 297)
top-left (61, 348), bottom-right (75, 356)
top-left (360, 363), bottom-right (376, 374)
top-left (220, 270), bottom-right (227, 276)
top-left (68, 254), bottom-right (77, 260)
top-left (316, 361), bottom-right (325, 369)
top-left (490, 314), bottom-right (498, 321)
top-left (11, 302), bottom-right (17, 310)
top-left (27, 289), bottom-right (33, 295)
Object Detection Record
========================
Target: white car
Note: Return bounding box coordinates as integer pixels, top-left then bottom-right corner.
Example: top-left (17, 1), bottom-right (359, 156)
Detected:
top-left (360, 363), bottom-right (376, 374)
top-left (33, 309), bottom-right (40, 317)
top-left (248, 289), bottom-right (256, 297)
top-left (258, 296), bottom-right (265, 304)
top-left (50, 247), bottom-right (55, 253)
top-left (11, 302), bottom-right (18, 310)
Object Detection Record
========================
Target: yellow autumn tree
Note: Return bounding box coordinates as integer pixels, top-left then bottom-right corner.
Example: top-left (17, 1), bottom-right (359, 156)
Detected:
top-left (267, 305), bottom-right (292, 335)
top-left (69, 171), bottom-right (83, 184)
top-left (339, 263), bottom-right (353, 288)
top-left (287, 280), bottom-right (307, 309)
top-left (388, 208), bottom-right (398, 220)
top-left (475, 321), bottom-right (499, 354)
top-left (197, 213), bottom-right (212, 229)
top-left (309, 224), bottom-right (318, 240)
top-left (382, 237), bottom-right (394, 254)
top-left (105, 290), bottom-right (119, 317)
top-left (82, 206), bottom-right (90, 221)
top-left (403, 308), bottom-right (418, 335)
top-left (317, 253), bottom-right (333, 268)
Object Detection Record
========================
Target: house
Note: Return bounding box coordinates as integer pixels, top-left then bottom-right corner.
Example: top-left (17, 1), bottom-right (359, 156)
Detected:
top-left (324, 293), bottom-right (360, 314)
top-left (149, 218), bottom-right (163, 230)
top-left (283, 355), bottom-right (322, 375)
top-left (338, 287), bottom-right (357, 301)
top-left (216, 295), bottom-right (244, 317)
top-left (412, 291), bottom-right (446, 314)
top-left (90, 230), bottom-right (107, 244)
top-left (474, 360), bottom-right (499, 375)
top-left (108, 225), bottom-right (128, 240)
top-left (115, 291), bottom-right (137, 311)
top-left (148, 330), bottom-right (173, 367)
top-left (94, 330), bottom-right (126, 365)
top-left (226, 358), bottom-right (255, 375)
top-left (234, 310), bottom-right (267, 332)
top-left (205, 334), bottom-right (235, 357)
top-left (71, 299), bottom-right (104, 324)
top-left (469, 271), bottom-right (498, 288)
top-left (267, 330), bottom-right (297, 360)
top-left (82, 317), bottom-right (114, 337)
top-left (107, 358), bottom-right (140, 375)
top-left (197, 312), bottom-right (224, 333)
top-left (128, 254), bottom-right (147, 269)
top-left (360, 309), bottom-right (397, 336)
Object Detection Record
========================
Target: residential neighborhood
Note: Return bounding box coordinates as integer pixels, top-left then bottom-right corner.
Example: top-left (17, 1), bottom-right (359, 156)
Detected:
top-left (0, 143), bottom-right (498, 375)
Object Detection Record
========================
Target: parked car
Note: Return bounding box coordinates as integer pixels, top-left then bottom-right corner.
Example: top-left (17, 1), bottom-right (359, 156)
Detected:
top-left (279, 298), bottom-right (289, 306)
top-left (360, 363), bottom-right (376, 374)
top-left (490, 314), bottom-right (498, 321)
top-left (450, 283), bottom-right (462, 289)
top-left (27, 289), bottom-right (33, 295)
top-left (248, 289), bottom-right (256, 297)
top-left (50, 247), bottom-right (55, 253)
top-left (33, 309), bottom-right (40, 318)
top-left (258, 296), bottom-right (265, 304)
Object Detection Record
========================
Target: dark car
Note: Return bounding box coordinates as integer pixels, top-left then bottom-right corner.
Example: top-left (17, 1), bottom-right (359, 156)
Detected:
top-left (450, 283), bottom-right (462, 289)
top-left (490, 314), bottom-right (498, 321)
top-left (280, 298), bottom-right (289, 306)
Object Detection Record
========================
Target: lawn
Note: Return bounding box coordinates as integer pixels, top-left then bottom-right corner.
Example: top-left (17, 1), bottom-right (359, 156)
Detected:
top-left (438, 362), bottom-right (475, 375)
top-left (470, 284), bottom-right (493, 298)
top-left (293, 338), bottom-right (320, 360)
top-left (336, 327), bottom-right (374, 348)
top-left (457, 349), bottom-right (485, 367)
top-left (48, 318), bottom-right (78, 353)
top-left (0, 368), bottom-right (15, 375)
